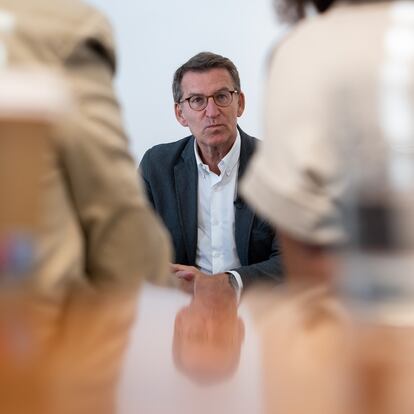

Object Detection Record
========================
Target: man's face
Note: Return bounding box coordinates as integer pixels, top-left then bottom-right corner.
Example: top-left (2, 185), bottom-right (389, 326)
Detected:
top-left (174, 68), bottom-right (245, 152)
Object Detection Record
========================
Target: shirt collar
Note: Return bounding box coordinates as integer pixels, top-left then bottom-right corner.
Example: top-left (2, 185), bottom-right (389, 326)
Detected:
top-left (193, 130), bottom-right (241, 177)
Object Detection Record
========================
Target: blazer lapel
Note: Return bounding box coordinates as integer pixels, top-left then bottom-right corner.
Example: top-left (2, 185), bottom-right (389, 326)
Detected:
top-left (235, 130), bottom-right (255, 266)
top-left (174, 138), bottom-right (198, 264)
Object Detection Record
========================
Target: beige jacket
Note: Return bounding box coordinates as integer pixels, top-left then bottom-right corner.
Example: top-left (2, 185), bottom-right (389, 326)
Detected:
top-left (242, 0), bottom-right (414, 246)
top-left (0, 0), bottom-right (171, 298)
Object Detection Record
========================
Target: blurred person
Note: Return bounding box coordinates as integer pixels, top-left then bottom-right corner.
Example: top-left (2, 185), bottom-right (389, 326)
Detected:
top-left (172, 273), bottom-right (244, 385)
top-left (0, 2), bottom-right (171, 410)
top-left (241, 0), bottom-right (414, 413)
top-left (140, 52), bottom-right (283, 295)
top-left (241, 0), bottom-right (414, 283)
top-left (0, 0), bottom-right (171, 299)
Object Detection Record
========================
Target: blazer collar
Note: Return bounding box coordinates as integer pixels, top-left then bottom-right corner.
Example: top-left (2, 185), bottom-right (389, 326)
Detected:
top-left (234, 128), bottom-right (256, 265)
top-left (174, 137), bottom-right (198, 264)
top-left (237, 127), bottom-right (255, 181)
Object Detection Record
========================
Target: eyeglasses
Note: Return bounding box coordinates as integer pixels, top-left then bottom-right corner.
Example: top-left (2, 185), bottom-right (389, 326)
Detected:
top-left (179, 90), bottom-right (239, 111)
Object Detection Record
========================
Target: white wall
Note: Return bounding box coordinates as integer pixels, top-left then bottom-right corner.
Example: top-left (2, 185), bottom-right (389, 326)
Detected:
top-left (86, 0), bottom-right (283, 162)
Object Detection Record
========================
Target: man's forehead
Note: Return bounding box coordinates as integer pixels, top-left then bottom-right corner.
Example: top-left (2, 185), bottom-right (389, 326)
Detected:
top-left (181, 68), bottom-right (234, 93)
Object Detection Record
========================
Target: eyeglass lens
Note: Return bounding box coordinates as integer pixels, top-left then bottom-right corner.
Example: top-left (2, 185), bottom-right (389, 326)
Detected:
top-left (188, 90), bottom-right (235, 110)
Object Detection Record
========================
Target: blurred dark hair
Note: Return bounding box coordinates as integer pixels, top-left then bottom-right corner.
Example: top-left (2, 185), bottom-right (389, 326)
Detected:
top-left (172, 51), bottom-right (241, 103)
top-left (275, 0), bottom-right (335, 22)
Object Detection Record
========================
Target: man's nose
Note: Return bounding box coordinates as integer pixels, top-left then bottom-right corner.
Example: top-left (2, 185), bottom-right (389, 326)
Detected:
top-left (205, 96), bottom-right (220, 117)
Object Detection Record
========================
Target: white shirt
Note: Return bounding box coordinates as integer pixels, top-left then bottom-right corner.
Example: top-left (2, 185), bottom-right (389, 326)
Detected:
top-left (194, 132), bottom-right (243, 294)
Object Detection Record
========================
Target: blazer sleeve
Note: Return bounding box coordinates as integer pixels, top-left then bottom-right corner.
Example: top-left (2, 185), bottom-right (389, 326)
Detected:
top-left (58, 11), bottom-right (171, 289)
top-left (233, 234), bottom-right (284, 288)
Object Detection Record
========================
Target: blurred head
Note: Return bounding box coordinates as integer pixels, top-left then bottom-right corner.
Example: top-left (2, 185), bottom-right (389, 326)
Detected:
top-left (274, 0), bottom-right (340, 22)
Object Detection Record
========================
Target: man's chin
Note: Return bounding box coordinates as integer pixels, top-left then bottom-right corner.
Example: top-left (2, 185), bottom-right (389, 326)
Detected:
top-left (203, 125), bottom-right (231, 141)
top-left (196, 126), bottom-right (236, 149)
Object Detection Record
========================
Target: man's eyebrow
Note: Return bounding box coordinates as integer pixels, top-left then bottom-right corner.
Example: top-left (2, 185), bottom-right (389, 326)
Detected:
top-left (187, 87), bottom-right (231, 96)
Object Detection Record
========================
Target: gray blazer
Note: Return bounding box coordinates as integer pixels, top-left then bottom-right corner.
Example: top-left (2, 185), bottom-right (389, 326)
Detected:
top-left (140, 128), bottom-right (283, 287)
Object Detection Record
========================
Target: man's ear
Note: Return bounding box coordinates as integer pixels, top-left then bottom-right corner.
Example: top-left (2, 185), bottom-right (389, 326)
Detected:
top-left (175, 103), bottom-right (189, 127)
top-left (237, 91), bottom-right (245, 117)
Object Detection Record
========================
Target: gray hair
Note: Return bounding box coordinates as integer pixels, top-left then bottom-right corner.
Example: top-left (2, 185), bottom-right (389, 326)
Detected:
top-left (172, 52), bottom-right (241, 103)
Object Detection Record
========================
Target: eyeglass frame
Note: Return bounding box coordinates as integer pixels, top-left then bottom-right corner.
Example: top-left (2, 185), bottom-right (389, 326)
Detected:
top-left (178, 89), bottom-right (239, 111)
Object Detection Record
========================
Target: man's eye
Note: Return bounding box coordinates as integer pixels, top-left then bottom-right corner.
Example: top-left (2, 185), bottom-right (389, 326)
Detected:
top-left (215, 93), bottom-right (229, 104)
top-left (190, 96), bottom-right (205, 104)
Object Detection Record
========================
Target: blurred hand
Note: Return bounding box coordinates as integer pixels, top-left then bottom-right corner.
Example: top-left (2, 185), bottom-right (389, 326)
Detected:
top-left (170, 265), bottom-right (237, 301)
top-left (170, 264), bottom-right (205, 294)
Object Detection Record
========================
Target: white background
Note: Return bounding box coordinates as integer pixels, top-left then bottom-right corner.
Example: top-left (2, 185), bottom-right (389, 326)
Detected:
top-left (86, 0), bottom-right (284, 162)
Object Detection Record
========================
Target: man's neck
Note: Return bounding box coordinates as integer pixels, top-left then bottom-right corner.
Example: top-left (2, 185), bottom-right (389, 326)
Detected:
top-left (197, 138), bottom-right (236, 175)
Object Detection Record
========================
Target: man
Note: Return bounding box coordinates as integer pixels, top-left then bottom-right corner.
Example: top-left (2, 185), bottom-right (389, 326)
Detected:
top-left (140, 52), bottom-right (283, 292)
top-left (0, 0), bottom-right (171, 299)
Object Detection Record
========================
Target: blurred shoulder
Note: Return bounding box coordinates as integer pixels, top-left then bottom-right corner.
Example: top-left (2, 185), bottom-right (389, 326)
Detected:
top-left (0, 0), bottom-right (116, 67)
